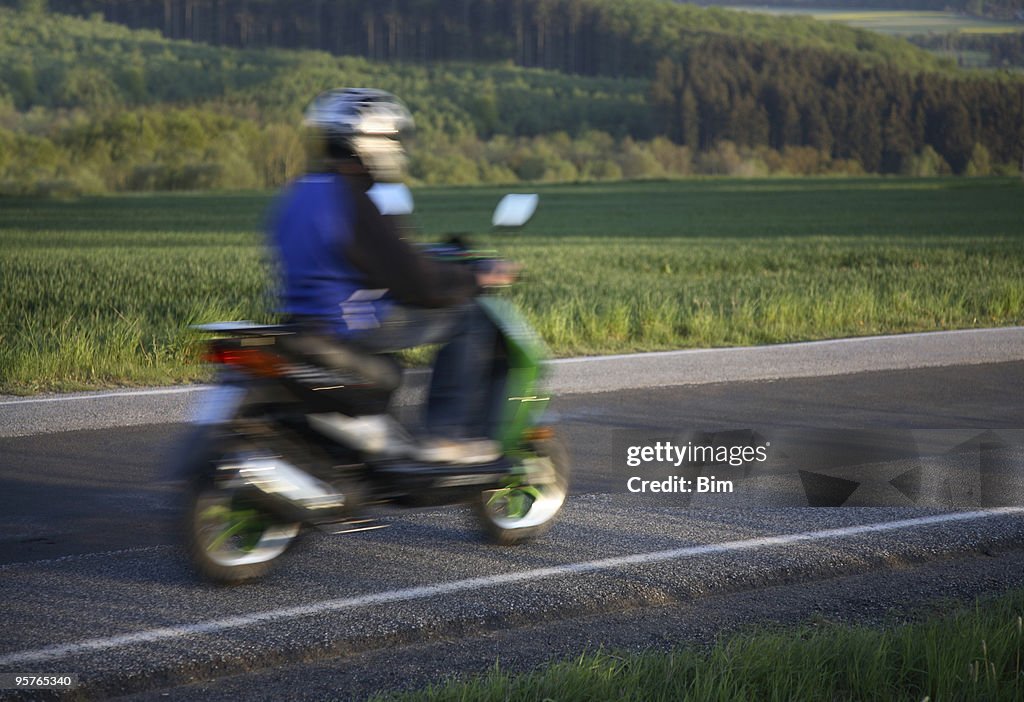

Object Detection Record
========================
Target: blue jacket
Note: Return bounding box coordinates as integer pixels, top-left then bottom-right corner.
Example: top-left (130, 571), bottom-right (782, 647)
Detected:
top-left (271, 173), bottom-right (392, 334)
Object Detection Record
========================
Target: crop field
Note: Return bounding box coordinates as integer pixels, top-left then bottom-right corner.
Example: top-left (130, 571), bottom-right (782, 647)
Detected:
top-left (730, 7), bottom-right (1024, 35)
top-left (1, 177), bottom-right (1023, 394)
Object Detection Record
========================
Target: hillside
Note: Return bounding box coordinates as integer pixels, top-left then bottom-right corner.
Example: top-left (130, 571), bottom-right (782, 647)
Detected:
top-left (0, 8), bottom-right (652, 134)
top-left (0, 3), bottom-right (1021, 195)
top-left (23, 0), bottom-right (949, 74)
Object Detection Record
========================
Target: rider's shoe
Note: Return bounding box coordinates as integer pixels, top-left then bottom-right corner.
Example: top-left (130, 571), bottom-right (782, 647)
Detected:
top-left (308, 413), bottom-right (500, 464)
top-left (308, 413), bottom-right (401, 454)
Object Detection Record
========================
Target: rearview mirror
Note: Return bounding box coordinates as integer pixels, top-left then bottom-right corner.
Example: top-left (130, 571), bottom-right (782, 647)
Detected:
top-left (367, 183), bottom-right (414, 216)
top-left (492, 194), bottom-right (539, 229)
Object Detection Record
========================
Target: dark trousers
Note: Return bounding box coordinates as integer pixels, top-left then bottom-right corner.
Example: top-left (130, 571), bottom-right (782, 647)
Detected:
top-left (348, 301), bottom-right (501, 439)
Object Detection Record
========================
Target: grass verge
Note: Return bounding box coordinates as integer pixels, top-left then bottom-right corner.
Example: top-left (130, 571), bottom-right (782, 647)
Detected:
top-left (1, 178), bottom-right (1022, 394)
top-left (377, 587), bottom-right (1024, 701)
top-left (729, 7), bottom-right (1024, 36)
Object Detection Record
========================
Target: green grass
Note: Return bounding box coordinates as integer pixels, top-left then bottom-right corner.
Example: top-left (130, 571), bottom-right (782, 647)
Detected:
top-left (1, 177), bottom-right (1022, 394)
top-left (374, 587), bottom-right (1024, 701)
top-left (730, 7), bottom-right (1024, 36)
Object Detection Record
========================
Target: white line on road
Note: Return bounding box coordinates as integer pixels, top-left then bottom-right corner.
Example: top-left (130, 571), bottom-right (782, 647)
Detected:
top-left (4, 327), bottom-right (1023, 439)
top-left (1, 507), bottom-right (1021, 666)
top-left (551, 326), bottom-right (1023, 364)
top-left (4, 325), bottom-right (1022, 407)
top-left (0, 386), bottom-right (207, 406)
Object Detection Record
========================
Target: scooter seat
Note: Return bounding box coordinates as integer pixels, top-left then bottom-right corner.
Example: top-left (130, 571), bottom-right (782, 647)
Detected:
top-left (277, 332), bottom-right (402, 392)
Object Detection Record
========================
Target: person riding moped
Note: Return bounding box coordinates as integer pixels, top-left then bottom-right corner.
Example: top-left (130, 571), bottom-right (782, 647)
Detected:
top-left (269, 88), bottom-right (516, 462)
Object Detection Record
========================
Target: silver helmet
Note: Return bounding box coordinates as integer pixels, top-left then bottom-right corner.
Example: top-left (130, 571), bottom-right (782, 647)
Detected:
top-left (303, 88), bottom-right (415, 183)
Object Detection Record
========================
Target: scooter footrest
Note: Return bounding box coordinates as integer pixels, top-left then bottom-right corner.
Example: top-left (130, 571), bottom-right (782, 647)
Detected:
top-left (371, 458), bottom-right (513, 488)
top-left (311, 517), bottom-right (390, 535)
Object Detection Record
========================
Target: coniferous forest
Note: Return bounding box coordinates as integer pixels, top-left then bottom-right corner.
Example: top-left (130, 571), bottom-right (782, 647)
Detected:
top-left (23, 0), bottom-right (957, 71)
top-left (0, 0), bottom-right (1021, 194)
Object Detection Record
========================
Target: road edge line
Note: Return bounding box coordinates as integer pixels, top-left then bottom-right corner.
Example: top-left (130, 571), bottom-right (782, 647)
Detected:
top-left (2, 326), bottom-right (1023, 437)
top-left (1, 507), bottom-right (1021, 667)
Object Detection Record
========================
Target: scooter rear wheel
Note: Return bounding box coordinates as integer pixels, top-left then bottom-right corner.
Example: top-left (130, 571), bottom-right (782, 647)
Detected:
top-left (182, 452), bottom-right (301, 585)
top-left (475, 434), bottom-right (570, 544)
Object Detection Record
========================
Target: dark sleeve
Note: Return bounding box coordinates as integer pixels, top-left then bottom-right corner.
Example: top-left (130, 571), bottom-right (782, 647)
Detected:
top-left (344, 185), bottom-right (480, 308)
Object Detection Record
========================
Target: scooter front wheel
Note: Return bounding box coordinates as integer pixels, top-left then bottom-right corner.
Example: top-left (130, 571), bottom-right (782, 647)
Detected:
top-left (475, 434), bottom-right (570, 544)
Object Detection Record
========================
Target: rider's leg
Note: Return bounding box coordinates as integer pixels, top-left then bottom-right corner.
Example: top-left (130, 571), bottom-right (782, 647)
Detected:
top-left (347, 302), bottom-right (499, 439)
top-left (425, 303), bottom-right (499, 438)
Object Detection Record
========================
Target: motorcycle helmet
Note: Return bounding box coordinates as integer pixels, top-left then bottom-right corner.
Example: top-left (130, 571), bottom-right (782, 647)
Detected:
top-left (303, 88), bottom-right (415, 183)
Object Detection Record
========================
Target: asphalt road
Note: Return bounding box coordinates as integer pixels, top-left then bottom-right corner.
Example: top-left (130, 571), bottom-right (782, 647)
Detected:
top-left (1, 361), bottom-right (1023, 699)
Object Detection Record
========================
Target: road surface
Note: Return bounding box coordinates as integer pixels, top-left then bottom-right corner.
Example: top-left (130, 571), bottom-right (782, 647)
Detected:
top-left (0, 343), bottom-right (1022, 699)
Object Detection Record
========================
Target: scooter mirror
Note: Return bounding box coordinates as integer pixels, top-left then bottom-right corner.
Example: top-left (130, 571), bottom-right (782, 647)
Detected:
top-left (367, 183), bottom-right (415, 215)
top-left (492, 194), bottom-right (539, 229)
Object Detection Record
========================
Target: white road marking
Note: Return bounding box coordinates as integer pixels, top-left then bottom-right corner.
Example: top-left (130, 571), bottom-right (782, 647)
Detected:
top-left (1, 507), bottom-right (1021, 666)
top-left (4, 326), bottom-right (1022, 406)
top-left (542, 326), bottom-right (1024, 364)
top-left (0, 386), bottom-right (207, 406)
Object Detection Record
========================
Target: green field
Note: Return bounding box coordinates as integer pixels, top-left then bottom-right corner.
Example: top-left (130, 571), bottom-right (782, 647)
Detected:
top-left (730, 6), bottom-right (1024, 35)
top-left (377, 586), bottom-right (1024, 701)
top-left (1, 178), bottom-right (1023, 394)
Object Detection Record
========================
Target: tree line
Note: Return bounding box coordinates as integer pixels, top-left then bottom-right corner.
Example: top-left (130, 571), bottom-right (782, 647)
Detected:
top-left (650, 36), bottom-right (1024, 174)
top-left (0, 2), bottom-right (1021, 193)
top-left (7, 104), bottom-right (913, 198)
top-left (23, 0), bottom-right (946, 74)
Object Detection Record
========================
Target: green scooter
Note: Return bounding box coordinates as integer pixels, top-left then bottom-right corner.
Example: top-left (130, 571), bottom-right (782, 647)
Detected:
top-left (177, 192), bottom-right (570, 584)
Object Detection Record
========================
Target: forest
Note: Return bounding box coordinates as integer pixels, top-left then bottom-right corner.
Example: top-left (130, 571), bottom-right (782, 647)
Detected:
top-left (10, 0), bottom-right (951, 73)
top-left (648, 37), bottom-right (1023, 173)
top-left (0, 1), bottom-right (1021, 195)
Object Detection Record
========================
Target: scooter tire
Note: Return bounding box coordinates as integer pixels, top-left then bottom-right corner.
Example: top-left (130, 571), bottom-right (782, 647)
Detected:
top-left (475, 434), bottom-right (571, 545)
top-left (181, 440), bottom-right (301, 585)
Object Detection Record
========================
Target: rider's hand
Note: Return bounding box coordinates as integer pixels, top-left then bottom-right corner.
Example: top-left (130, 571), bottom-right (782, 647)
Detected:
top-left (476, 260), bottom-right (521, 288)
